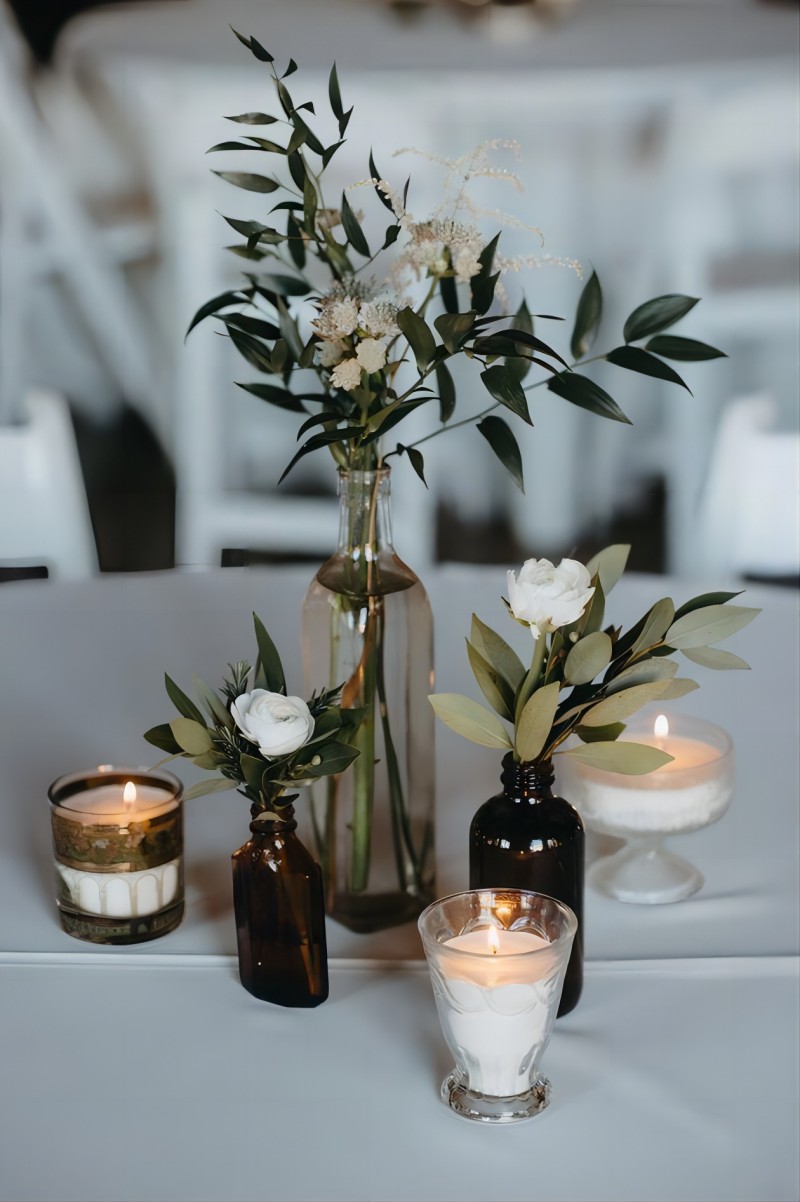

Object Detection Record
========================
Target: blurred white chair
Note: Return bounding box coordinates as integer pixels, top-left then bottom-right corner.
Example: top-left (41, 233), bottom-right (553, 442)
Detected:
top-left (0, 389), bottom-right (98, 578)
top-left (695, 394), bottom-right (800, 582)
top-left (0, 1), bottom-right (158, 430)
top-left (657, 77), bottom-right (800, 577)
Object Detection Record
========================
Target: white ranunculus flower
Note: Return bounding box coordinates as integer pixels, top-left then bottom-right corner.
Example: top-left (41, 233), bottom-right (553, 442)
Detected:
top-left (316, 338), bottom-right (347, 368)
top-left (230, 690), bottom-right (315, 758)
top-left (331, 357), bottom-right (362, 391)
top-left (356, 338), bottom-right (387, 374)
top-left (507, 557), bottom-right (595, 640)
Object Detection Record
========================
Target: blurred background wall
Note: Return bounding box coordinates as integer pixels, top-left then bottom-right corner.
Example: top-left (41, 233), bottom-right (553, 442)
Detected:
top-left (1, 0), bottom-right (798, 581)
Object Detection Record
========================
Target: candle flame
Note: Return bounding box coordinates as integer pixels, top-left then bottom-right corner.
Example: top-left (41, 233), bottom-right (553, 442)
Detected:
top-left (487, 927), bottom-right (500, 956)
top-left (123, 781), bottom-right (137, 807)
top-left (654, 714), bottom-right (669, 739)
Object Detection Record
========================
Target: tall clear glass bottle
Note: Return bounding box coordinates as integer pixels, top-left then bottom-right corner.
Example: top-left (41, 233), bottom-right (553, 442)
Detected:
top-left (301, 467), bottom-right (435, 932)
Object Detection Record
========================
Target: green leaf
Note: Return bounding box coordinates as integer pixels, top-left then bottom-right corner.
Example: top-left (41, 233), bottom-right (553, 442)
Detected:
top-left (397, 307), bottom-right (436, 372)
top-left (434, 362), bottom-right (456, 423)
top-left (143, 724), bottom-right (182, 755)
top-left (225, 113), bottom-right (280, 126)
top-left (192, 676), bottom-right (233, 728)
top-left (584, 544), bottom-right (630, 597)
top-left (340, 191), bottom-right (370, 256)
top-left (328, 63), bottom-right (344, 119)
top-left (228, 329), bottom-right (274, 373)
top-left (470, 614), bottom-right (526, 694)
top-left (682, 646), bottom-right (751, 671)
top-left (630, 598), bottom-right (675, 656)
top-left (240, 753), bottom-right (267, 790)
top-left (213, 171), bottom-right (280, 193)
top-left (575, 722), bottom-right (626, 744)
top-left (505, 299), bottom-right (534, 382)
top-left (658, 678), bottom-right (700, 700)
top-left (673, 590), bottom-right (743, 621)
top-left (434, 311), bottom-right (475, 353)
top-left (186, 289), bottom-right (245, 337)
top-left (466, 640), bottom-right (515, 722)
top-left (297, 742), bottom-right (360, 778)
top-left (221, 313), bottom-right (280, 340)
top-left (480, 365), bottom-right (532, 425)
top-left (665, 604), bottom-right (760, 649)
top-left (581, 679), bottom-right (674, 726)
top-left (605, 659), bottom-right (677, 693)
top-left (170, 718), bottom-right (213, 756)
top-left (516, 682), bottom-right (561, 762)
top-left (547, 372), bottom-right (632, 424)
top-left (476, 416), bottom-right (525, 492)
top-left (428, 694), bottom-right (513, 750)
top-left (278, 426), bottom-right (363, 483)
top-left (623, 294), bottom-right (699, 343)
top-left (571, 269), bottom-right (603, 359)
top-left (580, 577), bottom-right (606, 637)
top-left (192, 751), bottom-right (221, 771)
top-left (471, 234), bottom-right (500, 314)
top-left (559, 741), bottom-right (674, 775)
top-left (369, 150), bottom-right (395, 212)
top-left (165, 674), bottom-right (206, 726)
top-left (564, 631), bottom-right (613, 686)
top-left (235, 382), bottom-right (307, 413)
top-left (606, 346), bottom-right (692, 393)
top-left (243, 136), bottom-right (286, 154)
top-left (303, 172), bottom-right (317, 232)
top-left (229, 27), bottom-right (273, 62)
top-left (257, 273), bottom-right (311, 297)
top-left (645, 335), bottom-right (726, 361)
top-left (475, 329), bottom-right (568, 370)
top-left (405, 446), bottom-right (427, 486)
top-left (183, 779), bottom-right (237, 801)
top-left (252, 613), bottom-right (286, 694)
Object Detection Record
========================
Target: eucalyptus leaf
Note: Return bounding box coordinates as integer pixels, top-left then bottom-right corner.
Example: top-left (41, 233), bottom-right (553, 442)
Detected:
top-left (665, 604), bottom-right (760, 649)
top-left (547, 373), bottom-right (632, 425)
top-left (673, 590), bottom-right (743, 621)
top-left (605, 659), bottom-right (677, 693)
top-left (571, 269), bottom-right (603, 359)
top-left (559, 741), bottom-right (674, 775)
top-left (658, 678), bottom-right (700, 700)
top-left (580, 679), bottom-right (674, 726)
top-left (428, 694), bottom-right (513, 750)
top-left (682, 646), bottom-right (751, 671)
top-left (630, 598), bottom-right (675, 656)
top-left (240, 753), bottom-right (267, 790)
top-left (645, 335), bottom-right (726, 361)
top-left (516, 682), bottom-right (561, 762)
top-left (477, 416), bottom-right (525, 491)
top-left (295, 743), bottom-right (360, 778)
top-left (169, 717), bottom-right (213, 755)
top-left (466, 640), bottom-right (515, 721)
top-left (183, 779), bottom-right (237, 801)
top-left (575, 722), bottom-right (626, 744)
top-left (192, 751), bottom-right (222, 771)
top-left (606, 346), bottom-right (691, 392)
top-left (192, 675), bottom-right (233, 728)
top-left (580, 577), bottom-right (606, 637)
top-left (397, 307), bottom-right (436, 372)
top-left (213, 171), bottom-right (280, 193)
top-left (584, 544), bottom-right (630, 596)
top-left (143, 723), bottom-right (182, 755)
top-left (623, 294), bottom-right (699, 343)
top-left (470, 614), bottom-right (526, 694)
top-left (564, 630), bottom-right (613, 686)
top-left (165, 674), bottom-right (207, 726)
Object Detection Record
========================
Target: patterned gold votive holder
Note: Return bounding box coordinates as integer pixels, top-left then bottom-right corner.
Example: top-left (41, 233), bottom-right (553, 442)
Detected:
top-left (49, 765), bottom-right (184, 944)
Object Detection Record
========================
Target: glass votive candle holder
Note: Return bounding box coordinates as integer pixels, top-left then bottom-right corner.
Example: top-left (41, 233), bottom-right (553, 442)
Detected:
top-left (418, 889), bottom-right (577, 1124)
top-left (49, 765), bottom-right (184, 944)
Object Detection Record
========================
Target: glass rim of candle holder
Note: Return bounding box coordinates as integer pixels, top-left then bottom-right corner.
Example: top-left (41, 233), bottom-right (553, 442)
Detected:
top-left (49, 765), bottom-right (184, 945)
top-left (418, 889), bottom-right (577, 1124)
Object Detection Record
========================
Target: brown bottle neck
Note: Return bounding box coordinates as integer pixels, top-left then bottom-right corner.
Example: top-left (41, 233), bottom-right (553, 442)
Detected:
top-left (249, 805), bottom-right (297, 835)
top-left (500, 753), bottom-right (555, 801)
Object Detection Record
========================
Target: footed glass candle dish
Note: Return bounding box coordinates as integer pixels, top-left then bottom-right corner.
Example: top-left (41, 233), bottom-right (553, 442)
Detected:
top-left (418, 889), bottom-right (576, 1124)
top-left (49, 766), bottom-right (184, 944)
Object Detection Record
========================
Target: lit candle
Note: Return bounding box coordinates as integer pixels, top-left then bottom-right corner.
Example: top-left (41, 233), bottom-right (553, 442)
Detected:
top-left (561, 713), bottom-right (734, 836)
top-left (49, 766), bottom-right (184, 943)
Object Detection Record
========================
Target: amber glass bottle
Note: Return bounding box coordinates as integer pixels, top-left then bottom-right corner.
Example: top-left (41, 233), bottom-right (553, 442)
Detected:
top-left (232, 808), bottom-right (328, 1008)
top-left (469, 754), bottom-right (584, 1017)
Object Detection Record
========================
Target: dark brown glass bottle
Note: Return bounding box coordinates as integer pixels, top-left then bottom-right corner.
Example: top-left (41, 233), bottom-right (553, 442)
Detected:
top-left (469, 754), bottom-right (584, 1017)
top-left (232, 808), bottom-right (329, 1008)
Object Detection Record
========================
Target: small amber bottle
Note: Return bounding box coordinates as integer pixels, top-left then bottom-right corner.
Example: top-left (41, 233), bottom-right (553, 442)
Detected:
top-left (232, 807), bottom-right (329, 1008)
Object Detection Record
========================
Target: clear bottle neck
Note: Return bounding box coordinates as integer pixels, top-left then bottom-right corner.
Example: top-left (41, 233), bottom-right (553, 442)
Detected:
top-left (500, 752), bottom-right (555, 801)
top-left (335, 468), bottom-right (394, 559)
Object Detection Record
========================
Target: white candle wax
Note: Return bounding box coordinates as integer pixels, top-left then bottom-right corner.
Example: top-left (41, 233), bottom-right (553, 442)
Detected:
top-left (60, 783), bottom-right (177, 824)
top-left (55, 858), bottom-right (181, 917)
top-left (561, 717), bottom-right (734, 836)
top-left (440, 928), bottom-right (557, 1097)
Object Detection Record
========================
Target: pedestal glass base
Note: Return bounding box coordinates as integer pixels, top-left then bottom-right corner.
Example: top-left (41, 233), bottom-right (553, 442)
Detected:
top-left (589, 841), bottom-right (704, 904)
top-left (442, 1068), bottom-right (551, 1124)
top-left (57, 899), bottom-right (185, 944)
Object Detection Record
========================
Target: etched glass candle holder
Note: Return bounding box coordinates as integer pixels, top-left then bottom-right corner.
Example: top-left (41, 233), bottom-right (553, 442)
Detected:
top-left (49, 766), bottom-right (184, 944)
top-left (418, 889), bottom-right (577, 1124)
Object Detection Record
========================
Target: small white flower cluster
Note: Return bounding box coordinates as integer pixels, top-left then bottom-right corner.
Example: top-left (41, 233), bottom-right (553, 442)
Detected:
top-left (312, 289), bottom-right (400, 392)
top-left (400, 218), bottom-right (485, 285)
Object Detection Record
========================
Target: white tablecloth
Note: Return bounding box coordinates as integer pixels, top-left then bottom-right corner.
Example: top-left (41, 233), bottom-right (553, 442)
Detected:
top-left (0, 567), bottom-right (797, 1201)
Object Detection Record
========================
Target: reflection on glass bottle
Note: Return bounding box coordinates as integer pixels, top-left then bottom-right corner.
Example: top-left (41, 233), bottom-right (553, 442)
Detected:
top-left (469, 754), bottom-right (584, 1017)
top-left (232, 808), bottom-right (328, 1008)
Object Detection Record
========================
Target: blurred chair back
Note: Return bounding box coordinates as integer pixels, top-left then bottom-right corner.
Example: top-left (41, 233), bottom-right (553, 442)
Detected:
top-left (0, 390), bottom-right (98, 579)
top-left (696, 395), bottom-right (800, 582)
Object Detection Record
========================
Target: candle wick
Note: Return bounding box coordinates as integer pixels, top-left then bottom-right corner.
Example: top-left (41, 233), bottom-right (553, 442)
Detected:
top-left (491, 945), bottom-right (498, 955)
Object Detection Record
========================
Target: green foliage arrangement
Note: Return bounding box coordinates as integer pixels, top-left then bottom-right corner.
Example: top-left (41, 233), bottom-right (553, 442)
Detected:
top-left (429, 546), bottom-right (759, 773)
top-left (189, 30), bottom-right (726, 490)
top-left (144, 614), bottom-right (360, 818)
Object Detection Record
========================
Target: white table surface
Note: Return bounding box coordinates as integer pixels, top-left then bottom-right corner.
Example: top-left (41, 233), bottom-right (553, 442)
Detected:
top-left (0, 567), bottom-right (798, 1202)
